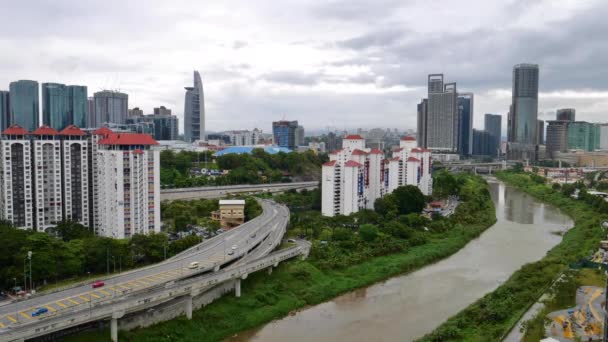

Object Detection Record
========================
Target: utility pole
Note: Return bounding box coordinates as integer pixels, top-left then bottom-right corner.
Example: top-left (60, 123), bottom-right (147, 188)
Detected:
top-left (28, 251), bottom-right (32, 292)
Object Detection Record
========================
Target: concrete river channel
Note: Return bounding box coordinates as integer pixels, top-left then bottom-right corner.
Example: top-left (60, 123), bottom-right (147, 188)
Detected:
top-left (226, 180), bottom-right (573, 342)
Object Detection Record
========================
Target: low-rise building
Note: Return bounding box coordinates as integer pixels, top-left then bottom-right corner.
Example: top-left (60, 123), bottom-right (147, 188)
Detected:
top-left (212, 199), bottom-right (245, 227)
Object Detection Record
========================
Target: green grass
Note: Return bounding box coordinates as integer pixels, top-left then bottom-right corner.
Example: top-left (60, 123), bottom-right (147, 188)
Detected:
top-left (416, 172), bottom-right (606, 342)
top-left (63, 187), bottom-right (496, 341)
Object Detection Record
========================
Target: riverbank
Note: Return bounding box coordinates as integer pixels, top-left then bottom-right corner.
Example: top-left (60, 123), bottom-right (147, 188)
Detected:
top-left (417, 171), bottom-right (605, 342)
top-left (64, 176), bottom-right (496, 342)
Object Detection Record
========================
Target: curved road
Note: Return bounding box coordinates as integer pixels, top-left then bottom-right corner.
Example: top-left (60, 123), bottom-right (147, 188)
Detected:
top-left (0, 199), bottom-right (289, 329)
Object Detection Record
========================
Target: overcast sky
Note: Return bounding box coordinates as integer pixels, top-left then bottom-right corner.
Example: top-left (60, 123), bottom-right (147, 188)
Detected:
top-left (0, 0), bottom-right (606, 134)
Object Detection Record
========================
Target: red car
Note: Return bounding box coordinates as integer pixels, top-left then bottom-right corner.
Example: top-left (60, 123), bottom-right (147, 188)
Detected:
top-left (92, 281), bottom-right (105, 288)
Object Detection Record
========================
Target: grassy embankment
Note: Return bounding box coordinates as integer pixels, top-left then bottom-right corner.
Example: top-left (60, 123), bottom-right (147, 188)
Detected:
top-left (417, 171), bottom-right (605, 342)
top-left (65, 175), bottom-right (496, 342)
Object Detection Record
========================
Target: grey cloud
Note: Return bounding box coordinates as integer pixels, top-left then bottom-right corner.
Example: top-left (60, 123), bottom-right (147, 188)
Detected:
top-left (312, 0), bottom-right (403, 22)
top-left (261, 71), bottom-right (324, 86)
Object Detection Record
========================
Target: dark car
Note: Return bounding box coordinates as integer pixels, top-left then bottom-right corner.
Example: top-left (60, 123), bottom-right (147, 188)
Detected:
top-left (31, 307), bottom-right (48, 317)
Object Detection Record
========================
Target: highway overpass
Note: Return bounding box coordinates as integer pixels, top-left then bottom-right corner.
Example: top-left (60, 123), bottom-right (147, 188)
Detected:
top-left (0, 199), bottom-right (307, 342)
top-left (160, 181), bottom-right (319, 201)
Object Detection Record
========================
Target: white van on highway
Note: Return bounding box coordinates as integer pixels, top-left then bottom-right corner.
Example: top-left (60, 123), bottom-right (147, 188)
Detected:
top-left (188, 261), bottom-right (199, 269)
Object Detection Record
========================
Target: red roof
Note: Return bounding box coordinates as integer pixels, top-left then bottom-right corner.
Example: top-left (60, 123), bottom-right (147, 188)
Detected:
top-left (93, 126), bottom-right (113, 136)
top-left (407, 157), bottom-right (420, 162)
top-left (98, 133), bottom-right (159, 146)
top-left (60, 125), bottom-right (86, 136)
top-left (392, 147), bottom-right (403, 152)
top-left (401, 136), bottom-right (416, 141)
top-left (344, 160), bottom-right (362, 167)
top-left (323, 160), bottom-right (337, 167)
top-left (369, 148), bottom-right (383, 154)
top-left (351, 149), bottom-right (367, 155)
top-left (388, 157), bottom-right (400, 162)
top-left (31, 125), bottom-right (59, 136)
top-left (344, 134), bottom-right (363, 140)
top-left (329, 148), bottom-right (344, 155)
top-left (2, 125), bottom-right (28, 135)
top-left (411, 148), bottom-right (422, 153)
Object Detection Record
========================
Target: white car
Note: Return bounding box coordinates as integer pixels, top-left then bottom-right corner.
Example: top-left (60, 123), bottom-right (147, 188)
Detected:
top-left (188, 261), bottom-right (199, 269)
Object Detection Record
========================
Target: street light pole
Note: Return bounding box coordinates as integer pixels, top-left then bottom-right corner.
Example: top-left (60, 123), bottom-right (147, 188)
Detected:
top-left (23, 258), bottom-right (26, 292)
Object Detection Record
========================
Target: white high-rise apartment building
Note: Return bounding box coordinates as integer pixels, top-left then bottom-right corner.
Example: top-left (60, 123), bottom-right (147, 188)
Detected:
top-left (322, 135), bottom-right (432, 217)
top-left (0, 126), bottom-right (34, 229)
top-left (0, 124), bottom-right (161, 238)
top-left (96, 132), bottom-right (160, 238)
top-left (31, 126), bottom-right (63, 231)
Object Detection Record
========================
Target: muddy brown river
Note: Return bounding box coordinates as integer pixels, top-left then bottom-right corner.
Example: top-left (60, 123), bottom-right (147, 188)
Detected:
top-left (226, 180), bottom-right (573, 342)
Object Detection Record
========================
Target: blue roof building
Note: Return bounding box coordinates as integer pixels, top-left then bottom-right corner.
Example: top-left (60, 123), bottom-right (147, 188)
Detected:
top-left (215, 146), bottom-right (291, 156)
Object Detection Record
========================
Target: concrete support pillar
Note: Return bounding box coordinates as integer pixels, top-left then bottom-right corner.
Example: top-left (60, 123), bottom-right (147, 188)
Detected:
top-left (185, 295), bottom-right (193, 319)
top-left (111, 318), bottom-right (118, 342)
top-left (235, 278), bottom-right (241, 298)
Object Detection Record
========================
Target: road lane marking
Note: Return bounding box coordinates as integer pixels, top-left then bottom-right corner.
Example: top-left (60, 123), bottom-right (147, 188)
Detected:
top-left (56, 301), bottom-right (67, 308)
top-left (98, 290), bottom-right (111, 296)
top-left (127, 282), bottom-right (140, 287)
top-left (89, 293), bottom-right (101, 299)
top-left (7, 315), bottom-right (16, 323)
top-left (45, 305), bottom-right (56, 312)
top-left (19, 311), bottom-right (30, 319)
top-left (0, 322), bottom-right (4, 328)
top-left (116, 284), bottom-right (130, 290)
top-left (79, 296), bottom-right (90, 302)
top-left (68, 298), bottom-right (80, 305)
top-left (136, 279), bottom-right (150, 284)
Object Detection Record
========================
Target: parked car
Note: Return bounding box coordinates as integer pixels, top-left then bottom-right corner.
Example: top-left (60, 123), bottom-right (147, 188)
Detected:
top-left (92, 281), bottom-right (105, 288)
top-left (188, 261), bottom-right (200, 269)
top-left (287, 239), bottom-right (296, 243)
top-left (227, 250), bottom-right (234, 256)
top-left (250, 233), bottom-right (257, 239)
top-left (31, 307), bottom-right (48, 317)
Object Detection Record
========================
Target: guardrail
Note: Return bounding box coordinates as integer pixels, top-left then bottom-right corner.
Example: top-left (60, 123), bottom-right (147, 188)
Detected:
top-left (2, 242), bottom-right (310, 342)
top-left (161, 181), bottom-right (318, 194)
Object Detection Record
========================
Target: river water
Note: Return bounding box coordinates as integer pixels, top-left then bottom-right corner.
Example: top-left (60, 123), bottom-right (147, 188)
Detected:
top-left (226, 181), bottom-right (573, 342)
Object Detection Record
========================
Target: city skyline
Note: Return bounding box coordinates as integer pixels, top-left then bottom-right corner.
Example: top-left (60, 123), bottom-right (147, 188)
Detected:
top-left (0, 1), bottom-right (606, 133)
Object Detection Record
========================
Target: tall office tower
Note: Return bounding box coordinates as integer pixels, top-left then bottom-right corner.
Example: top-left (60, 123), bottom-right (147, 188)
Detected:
top-left (94, 90), bottom-right (128, 125)
top-left (60, 125), bottom-right (89, 226)
top-left (556, 108), bottom-right (575, 122)
top-left (9, 80), bottom-right (39, 132)
top-left (96, 132), bottom-right (160, 238)
top-left (31, 126), bottom-right (63, 231)
top-left (87, 97), bottom-right (95, 127)
top-left (126, 111), bottom-right (179, 141)
top-left (68, 85), bottom-right (87, 128)
top-left (184, 71), bottom-right (205, 142)
top-left (0, 91), bottom-right (9, 131)
top-left (425, 74), bottom-right (459, 152)
top-left (326, 132), bottom-right (338, 151)
top-left (154, 106), bottom-right (171, 115)
top-left (457, 93), bottom-right (474, 156)
top-left (507, 64), bottom-right (539, 160)
top-left (272, 120), bottom-right (299, 149)
top-left (484, 114), bottom-right (502, 157)
top-left (42, 83), bottom-right (69, 130)
top-left (537, 120), bottom-right (545, 145)
top-left (472, 129), bottom-right (494, 156)
top-left (0, 125), bottom-right (34, 229)
top-left (546, 120), bottom-right (569, 158)
top-left (600, 124), bottom-right (608, 150)
top-left (416, 98), bottom-right (428, 148)
top-left (295, 125), bottom-right (305, 146)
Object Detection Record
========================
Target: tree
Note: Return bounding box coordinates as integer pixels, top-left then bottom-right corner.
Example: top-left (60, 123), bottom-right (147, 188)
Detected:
top-left (359, 224), bottom-right (379, 242)
top-left (433, 170), bottom-right (460, 197)
top-left (374, 195), bottom-right (398, 218)
top-left (50, 220), bottom-right (92, 242)
top-left (392, 185), bottom-right (426, 215)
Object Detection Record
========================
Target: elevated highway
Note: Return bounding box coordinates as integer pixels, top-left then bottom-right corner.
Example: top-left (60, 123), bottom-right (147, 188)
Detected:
top-left (0, 199), bottom-right (306, 342)
top-left (160, 181), bottom-right (318, 201)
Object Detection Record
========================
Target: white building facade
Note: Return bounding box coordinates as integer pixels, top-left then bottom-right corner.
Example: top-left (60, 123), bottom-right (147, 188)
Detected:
top-left (322, 135), bottom-right (433, 217)
top-left (0, 124), bottom-right (161, 238)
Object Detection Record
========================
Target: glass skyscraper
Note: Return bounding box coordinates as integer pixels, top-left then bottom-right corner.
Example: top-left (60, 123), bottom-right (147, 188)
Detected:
top-left (507, 64), bottom-right (539, 160)
top-left (457, 93), bottom-right (473, 156)
top-left (0, 91), bottom-right (9, 131)
top-left (42, 83), bottom-right (69, 130)
top-left (68, 85), bottom-right (88, 128)
top-left (9, 80), bottom-right (39, 131)
top-left (184, 71), bottom-right (205, 142)
top-left (556, 108), bottom-right (575, 122)
top-left (272, 120), bottom-right (298, 149)
top-left (484, 114), bottom-right (502, 157)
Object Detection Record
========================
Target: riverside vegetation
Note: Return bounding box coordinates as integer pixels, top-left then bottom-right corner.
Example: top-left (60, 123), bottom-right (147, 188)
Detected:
top-left (417, 171), bottom-right (605, 342)
top-left (65, 172), bottom-right (496, 342)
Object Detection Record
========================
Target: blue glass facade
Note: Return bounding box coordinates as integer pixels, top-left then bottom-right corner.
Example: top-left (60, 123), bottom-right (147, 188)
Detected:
top-left (0, 91), bottom-right (9, 131)
top-left (457, 94), bottom-right (473, 156)
top-left (68, 85), bottom-right (88, 128)
top-left (272, 120), bottom-right (298, 149)
top-left (42, 83), bottom-right (69, 130)
top-left (9, 80), bottom-right (39, 131)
